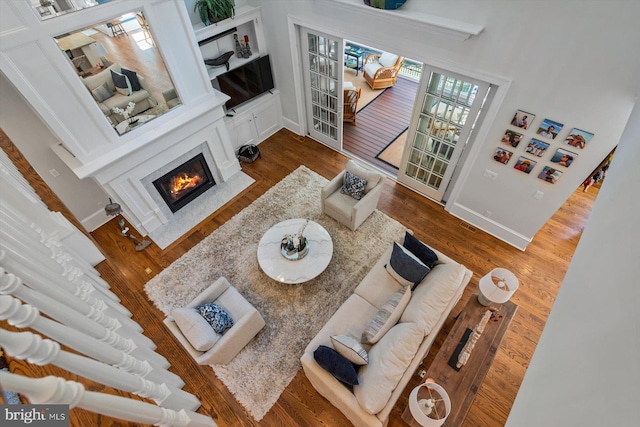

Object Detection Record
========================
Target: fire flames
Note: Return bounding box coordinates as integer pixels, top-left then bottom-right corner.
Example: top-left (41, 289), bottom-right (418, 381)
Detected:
top-left (170, 172), bottom-right (203, 198)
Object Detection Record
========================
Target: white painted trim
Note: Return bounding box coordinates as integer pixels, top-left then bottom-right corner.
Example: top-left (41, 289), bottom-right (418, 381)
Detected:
top-left (81, 208), bottom-right (110, 232)
top-left (323, 0), bottom-right (484, 41)
top-left (282, 116), bottom-right (304, 135)
top-left (448, 202), bottom-right (530, 251)
top-left (286, 15), bottom-right (308, 137)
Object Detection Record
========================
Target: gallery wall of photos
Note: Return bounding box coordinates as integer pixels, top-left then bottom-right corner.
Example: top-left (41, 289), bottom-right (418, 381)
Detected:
top-left (492, 109), bottom-right (594, 185)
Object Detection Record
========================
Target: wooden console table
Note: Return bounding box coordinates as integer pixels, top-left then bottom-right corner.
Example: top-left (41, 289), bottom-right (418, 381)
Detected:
top-left (402, 295), bottom-right (517, 426)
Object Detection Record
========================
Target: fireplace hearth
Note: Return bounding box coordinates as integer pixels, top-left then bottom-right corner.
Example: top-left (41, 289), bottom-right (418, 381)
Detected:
top-left (153, 153), bottom-right (215, 213)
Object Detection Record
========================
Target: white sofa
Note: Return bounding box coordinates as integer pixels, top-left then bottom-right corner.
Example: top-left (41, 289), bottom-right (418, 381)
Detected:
top-left (301, 240), bottom-right (472, 427)
top-left (82, 63), bottom-right (158, 124)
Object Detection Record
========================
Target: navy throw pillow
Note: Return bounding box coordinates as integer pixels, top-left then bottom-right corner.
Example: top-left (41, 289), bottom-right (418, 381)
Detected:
top-left (387, 242), bottom-right (430, 289)
top-left (313, 345), bottom-right (359, 386)
top-left (195, 303), bottom-right (234, 334)
top-left (403, 232), bottom-right (438, 268)
top-left (121, 68), bottom-right (141, 91)
top-left (110, 70), bottom-right (132, 96)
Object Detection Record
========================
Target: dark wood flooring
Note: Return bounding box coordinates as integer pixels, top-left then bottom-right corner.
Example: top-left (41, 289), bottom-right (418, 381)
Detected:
top-left (343, 77), bottom-right (418, 175)
top-left (1, 128), bottom-right (597, 427)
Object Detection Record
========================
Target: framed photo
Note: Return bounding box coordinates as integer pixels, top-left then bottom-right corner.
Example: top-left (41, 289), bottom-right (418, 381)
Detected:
top-left (510, 109), bottom-right (535, 130)
top-left (538, 166), bottom-right (563, 184)
top-left (536, 119), bottom-right (564, 139)
top-left (525, 138), bottom-right (550, 157)
top-left (500, 129), bottom-right (524, 148)
top-left (564, 128), bottom-right (594, 150)
top-left (550, 148), bottom-right (578, 168)
top-left (514, 156), bottom-right (536, 174)
top-left (493, 147), bottom-right (513, 165)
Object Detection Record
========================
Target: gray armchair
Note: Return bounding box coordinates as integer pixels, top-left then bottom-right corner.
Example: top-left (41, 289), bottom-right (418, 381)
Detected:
top-left (321, 160), bottom-right (385, 231)
top-left (164, 277), bottom-right (265, 365)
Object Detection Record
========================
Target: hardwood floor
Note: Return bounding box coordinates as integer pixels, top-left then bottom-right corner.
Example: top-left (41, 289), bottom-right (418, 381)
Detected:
top-left (343, 77), bottom-right (418, 176)
top-left (1, 128), bottom-right (597, 426)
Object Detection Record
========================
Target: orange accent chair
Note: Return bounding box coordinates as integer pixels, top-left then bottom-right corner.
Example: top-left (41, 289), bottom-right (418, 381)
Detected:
top-left (343, 87), bottom-right (362, 124)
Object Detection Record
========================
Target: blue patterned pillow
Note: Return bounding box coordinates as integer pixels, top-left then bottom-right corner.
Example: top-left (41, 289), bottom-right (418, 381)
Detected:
top-left (195, 303), bottom-right (234, 334)
top-left (341, 170), bottom-right (368, 200)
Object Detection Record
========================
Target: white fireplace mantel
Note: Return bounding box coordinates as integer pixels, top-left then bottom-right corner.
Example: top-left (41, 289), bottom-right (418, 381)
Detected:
top-left (1, 0), bottom-right (243, 237)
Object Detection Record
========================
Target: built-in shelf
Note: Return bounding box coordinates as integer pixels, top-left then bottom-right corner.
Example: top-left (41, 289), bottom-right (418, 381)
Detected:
top-left (324, 0), bottom-right (484, 41)
top-left (205, 54), bottom-right (259, 80)
top-left (193, 5), bottom-right (264, 81)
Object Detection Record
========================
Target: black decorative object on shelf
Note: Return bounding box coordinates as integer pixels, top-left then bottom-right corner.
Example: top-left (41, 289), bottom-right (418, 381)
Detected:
top-left (204, 51), bottom-right (235, 71)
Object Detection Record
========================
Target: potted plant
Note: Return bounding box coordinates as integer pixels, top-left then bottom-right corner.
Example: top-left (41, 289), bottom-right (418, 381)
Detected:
top-left (194, 0), bottom-right (235, 26)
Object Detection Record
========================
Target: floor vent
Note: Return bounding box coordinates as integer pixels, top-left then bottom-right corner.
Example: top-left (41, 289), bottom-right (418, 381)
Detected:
top-left (460, 222), bottom-right (477, 233)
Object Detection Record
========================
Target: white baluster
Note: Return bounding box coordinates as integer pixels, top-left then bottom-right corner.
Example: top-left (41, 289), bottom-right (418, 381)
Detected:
top-left (0, 295), bottom-right (184, 388)
top-left (0, 153), bottom-right (45, 206)
top-left (0, 269), bottom-right (170, 369)
top-left (0, 329), bottom-right (200, 411)
top-left (0, 249), bottom-right (148, 342)
top-left (0, 213), bottom-right (124, 310)
top-left (0, 243), bottom-right (133, 323)
top-left (0, 372), bottom-right (216, 427)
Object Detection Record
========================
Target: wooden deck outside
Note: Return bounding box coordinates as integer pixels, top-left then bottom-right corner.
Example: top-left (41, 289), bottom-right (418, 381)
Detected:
top-left (343, 76), bottom-right (419, 175)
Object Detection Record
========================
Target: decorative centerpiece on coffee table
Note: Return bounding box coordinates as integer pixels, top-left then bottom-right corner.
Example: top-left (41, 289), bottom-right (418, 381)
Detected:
top-left (112, 101), bottom-right (138, 129)
top-left (280, 219), bottom-right (309, 260)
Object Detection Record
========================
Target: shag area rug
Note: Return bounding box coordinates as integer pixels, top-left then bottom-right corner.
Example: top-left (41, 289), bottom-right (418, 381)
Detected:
top-left (145, 166), bottom-right (407, 420)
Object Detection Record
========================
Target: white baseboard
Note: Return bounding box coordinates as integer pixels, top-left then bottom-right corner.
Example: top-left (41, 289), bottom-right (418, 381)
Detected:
top-left (447, 202), bottom-right (531, 251)
top-left (282, 116), bottom-right (303, 135)
top-left (81, 208), bottom-right (111, 232)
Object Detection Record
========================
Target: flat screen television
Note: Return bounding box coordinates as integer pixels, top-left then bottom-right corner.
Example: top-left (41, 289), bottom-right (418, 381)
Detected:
top-left (216, 55), bottom-right (275, 111)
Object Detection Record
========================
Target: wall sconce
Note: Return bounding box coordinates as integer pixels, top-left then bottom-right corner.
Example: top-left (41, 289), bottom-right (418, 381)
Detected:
top-left (104, 199), bottom-right (151, 251)
top-left (478, 268), bottom-right (519, 306)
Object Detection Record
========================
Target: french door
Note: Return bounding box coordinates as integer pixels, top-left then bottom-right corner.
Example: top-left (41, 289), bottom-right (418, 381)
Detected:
top-left (300, 27), bottom-right (344, 151)
top-left (398, 67), bottom-right (490, 201)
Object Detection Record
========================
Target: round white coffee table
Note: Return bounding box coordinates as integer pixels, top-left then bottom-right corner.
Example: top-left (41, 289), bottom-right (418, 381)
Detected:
top-left (257, 219), bottom-right (333, 284)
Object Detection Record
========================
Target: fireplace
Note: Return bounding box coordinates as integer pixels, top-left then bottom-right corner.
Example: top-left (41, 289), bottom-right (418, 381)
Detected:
top-left (152, 153), bottom-right (216, 213)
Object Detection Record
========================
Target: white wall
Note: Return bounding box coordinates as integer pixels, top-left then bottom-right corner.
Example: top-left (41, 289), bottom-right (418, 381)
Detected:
top-left (258, 0), bottom-right (640, 249)
top-left (0, 72), bottom-right (111, 231)
top-left (506, 97), bottom-right (640, 426)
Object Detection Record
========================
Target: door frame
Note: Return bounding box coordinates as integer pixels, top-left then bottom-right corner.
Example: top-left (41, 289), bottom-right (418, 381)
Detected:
top-left (286, 15), bottom-right (512, 211)
top-left (299, 27), bottom-right (345, 151)
top-left (397, 66), bottom-right (493, 202)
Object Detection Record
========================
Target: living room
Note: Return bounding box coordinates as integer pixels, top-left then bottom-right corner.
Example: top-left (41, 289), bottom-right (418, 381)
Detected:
top-left (1, 1), bottom-right (639, 426)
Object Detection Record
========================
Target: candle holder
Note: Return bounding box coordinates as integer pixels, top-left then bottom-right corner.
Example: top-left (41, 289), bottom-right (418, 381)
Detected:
top-left (104, 198), bottom-right (151, 251)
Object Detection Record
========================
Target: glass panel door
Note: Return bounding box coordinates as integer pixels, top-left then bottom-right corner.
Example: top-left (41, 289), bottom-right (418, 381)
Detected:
top-left (300, 28), bottom-right (343, 151)
top-left (398, 67), bottom-right (490, 201)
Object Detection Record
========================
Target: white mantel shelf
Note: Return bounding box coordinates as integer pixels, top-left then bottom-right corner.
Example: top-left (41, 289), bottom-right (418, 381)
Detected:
top-left (51, 94), bottom-right (229, 179)
top-left (325, 0), bottom-right (484, 41)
